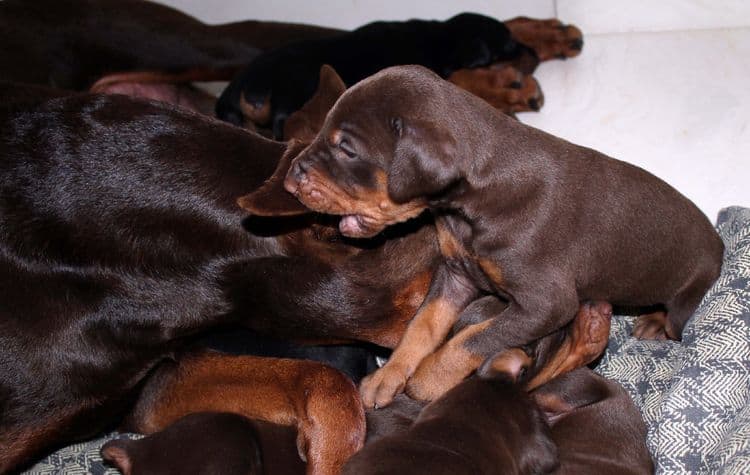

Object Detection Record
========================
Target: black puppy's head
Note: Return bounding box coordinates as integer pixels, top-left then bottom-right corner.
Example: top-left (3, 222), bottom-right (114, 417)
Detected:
top-left (283, 65), bottom-right (467, 239)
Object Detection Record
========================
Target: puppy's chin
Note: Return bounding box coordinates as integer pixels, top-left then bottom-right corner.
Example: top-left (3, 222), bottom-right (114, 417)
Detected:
top-left (339, 215), bottom-right (383, 238)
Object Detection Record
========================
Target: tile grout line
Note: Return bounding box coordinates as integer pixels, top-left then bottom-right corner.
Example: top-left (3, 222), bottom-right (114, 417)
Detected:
top-left (581, 25), bottom-right (750, 38)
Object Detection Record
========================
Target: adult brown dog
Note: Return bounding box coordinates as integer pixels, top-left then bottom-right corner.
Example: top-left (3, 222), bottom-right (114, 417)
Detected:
top-left (0, 82), bottom-right (437, 473)
top-left (281, 65), bottom-right (724, 408)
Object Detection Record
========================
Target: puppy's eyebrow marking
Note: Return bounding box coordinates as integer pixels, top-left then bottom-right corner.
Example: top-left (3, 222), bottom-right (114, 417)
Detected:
top-left (329, 128), bottom-right (343, 145)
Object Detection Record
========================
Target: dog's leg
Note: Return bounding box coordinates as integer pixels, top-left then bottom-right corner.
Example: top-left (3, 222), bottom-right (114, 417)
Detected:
top-left (126, 353), bottom-right (365, 475)
top-left (525, 301), bottom-right (611, 390)
top-left (406, 299), bottom-right (611, 401)
top-left (405, 296), bottom-right (505, 401)
top-left (504, 17), bottom-right (584, 61)
top-left (359, 262), bottom-right (478, 409)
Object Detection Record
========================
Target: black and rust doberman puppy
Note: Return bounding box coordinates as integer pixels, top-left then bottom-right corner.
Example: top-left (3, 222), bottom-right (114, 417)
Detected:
top-left (0, 82), bottom-right (440, 473)
top-left (282, 65), bottom-right (724, 409)
top-left (101, 412), bottom-right (294, 475)
top-left (216, 12), bottom-right (584, 136)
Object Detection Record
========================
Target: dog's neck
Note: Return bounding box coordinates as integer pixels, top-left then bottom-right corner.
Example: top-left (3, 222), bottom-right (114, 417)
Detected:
top-left (429, 113), bottom-right (553, 226)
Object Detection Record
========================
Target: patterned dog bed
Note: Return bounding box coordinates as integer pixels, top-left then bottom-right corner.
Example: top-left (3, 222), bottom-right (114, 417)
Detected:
top-left (24, 207), bottom-right (750, 475)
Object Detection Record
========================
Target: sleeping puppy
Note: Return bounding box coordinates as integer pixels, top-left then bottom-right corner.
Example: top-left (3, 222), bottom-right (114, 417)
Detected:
top-left (281, 65), bottom-right (724, 408)
top-left (358, 303), bottom-right (650, 474)
top-left (343, 353), bottom-right (558, 475)
top-left (216, 13), bottom-right (538, 137)
top-left (101, 412), bottom-right (304, 475)
top-left (357, 367), bottom-right (652, 475)
top-left (531, 368), bottom-right (653, 474)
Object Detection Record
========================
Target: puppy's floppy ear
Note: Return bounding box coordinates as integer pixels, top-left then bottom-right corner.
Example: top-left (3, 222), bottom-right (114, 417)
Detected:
top-left (283, 64), bottom-right (346, 142)
top-left (531, 368), bottom-right (609, 424)
top-left (476, 348), bottom-right (532, 382)
top-left (236, 139), bottom-right (312, 216)
top-left (387, 118), bottom-right (460, 204)
top-left (101, 438), bottom-right (135, 475)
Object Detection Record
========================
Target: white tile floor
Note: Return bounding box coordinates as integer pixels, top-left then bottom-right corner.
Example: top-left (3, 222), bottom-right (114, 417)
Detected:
top-left (162, 0), bottom-right (750, 221)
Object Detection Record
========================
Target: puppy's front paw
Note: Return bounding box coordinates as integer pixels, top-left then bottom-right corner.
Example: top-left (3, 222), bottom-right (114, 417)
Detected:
top-left (360, 365), bottom-right (408, 409)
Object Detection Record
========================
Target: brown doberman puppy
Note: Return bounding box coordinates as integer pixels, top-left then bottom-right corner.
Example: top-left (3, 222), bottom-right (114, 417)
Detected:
top-left (281, 65), bottom-right (724, 408)
top-left (344, 359), bottom-right (558, 475)
top-left (357, 368), bottom-right (652, 475)
top-left (354, 303), bottom-right (651, 474)
top-left (532, 368), bottom-right (653, 474)
top-left (366, 297), bottom-right (612, 440)
top-left (121, 353), bottom-right (364, 475)
top-left (101, 412), bottom-right (303, 475)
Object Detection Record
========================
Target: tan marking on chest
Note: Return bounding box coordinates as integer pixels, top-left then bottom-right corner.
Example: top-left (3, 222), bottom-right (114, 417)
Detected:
top-left (478, 258), bottom-right (505, 287)
top-left (436, 221), bottom-right (470, 259)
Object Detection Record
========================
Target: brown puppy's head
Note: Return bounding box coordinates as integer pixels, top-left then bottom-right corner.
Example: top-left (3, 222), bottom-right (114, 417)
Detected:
top-left (101, 412), bottom-right (264, 475)
top-left (283, 66), bottom-right (467, 238)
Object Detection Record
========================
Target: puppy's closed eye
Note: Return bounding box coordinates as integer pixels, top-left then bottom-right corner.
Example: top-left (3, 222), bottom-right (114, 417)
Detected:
top-left (390, 117), bottom-right (403, 137)
top-left (339, 139), bottom-right (358, 158)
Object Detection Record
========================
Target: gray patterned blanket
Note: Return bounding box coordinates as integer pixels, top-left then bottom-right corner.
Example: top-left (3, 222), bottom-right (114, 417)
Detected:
top-left (597, 206), bottom-right (750, 474)
top-left (24, 207), bottom-right (750, 474)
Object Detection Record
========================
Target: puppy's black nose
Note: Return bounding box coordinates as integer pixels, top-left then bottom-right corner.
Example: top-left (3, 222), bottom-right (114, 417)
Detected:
top-left (571, 38), bottom-right (584, 51)
top-left (528, 98), bottom-right (540, 111)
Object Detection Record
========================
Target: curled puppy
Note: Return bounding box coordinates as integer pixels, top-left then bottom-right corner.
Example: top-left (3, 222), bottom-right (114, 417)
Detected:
top-left (358, 315), bottom-right (651, 474)
top-left (531, 368), bottom-right (653, 474)
top-left (124, 352), bottom-right (365, 475)
top-left (282, 65), bottom-right (723, 409)
top-left (101, 412), bottom-right (304, 475)
top-left (344, 353), bottom-right (558, 475)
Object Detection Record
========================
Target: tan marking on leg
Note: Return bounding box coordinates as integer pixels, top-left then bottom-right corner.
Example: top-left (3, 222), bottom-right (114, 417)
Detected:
top-left (405, 319), bottom-right (494, 401)
top-left (359, 270), bottom-right (433, 349)
top-left (435, 221), bottom-right (469, 258)
top-left (359, 297), bottom-right (461, 409)
top-left (448, 66), bottom-right (543, 114)
top-left (526, 301), bottom-right (611, 390)
top-left (481, 348), bottom-right (533, 381)
top-left (478, 258), bottom-right (505, 288)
